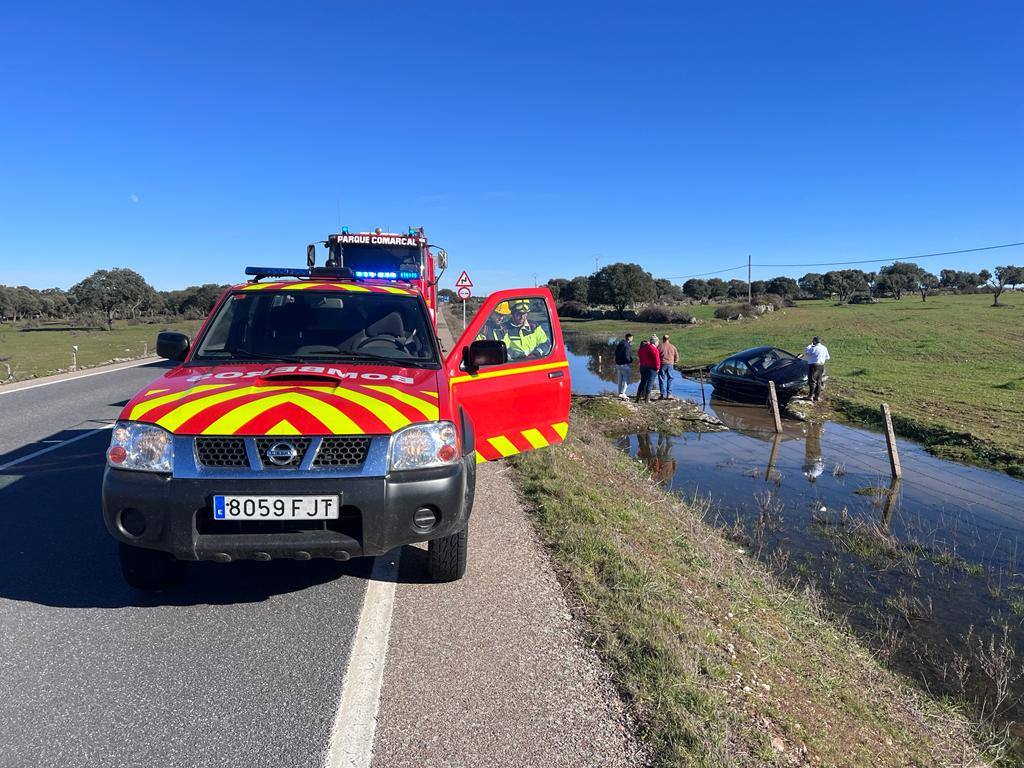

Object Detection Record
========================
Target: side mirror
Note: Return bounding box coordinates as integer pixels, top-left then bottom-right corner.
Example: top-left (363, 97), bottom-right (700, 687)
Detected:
top-left (157, 331), bottom-right (190, 362)
top-left (307, 244), bottom-right (317, 268)
top-left (461, 340), bottom-right (507, 372)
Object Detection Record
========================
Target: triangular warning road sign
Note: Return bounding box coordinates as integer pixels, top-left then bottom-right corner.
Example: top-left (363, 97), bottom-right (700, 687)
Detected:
top-left (454, 270), bottom-right (473, 288)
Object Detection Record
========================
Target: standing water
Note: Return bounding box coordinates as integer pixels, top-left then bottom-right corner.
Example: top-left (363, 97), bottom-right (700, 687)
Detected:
top-left (566, 332), bottom-right (1024, 728)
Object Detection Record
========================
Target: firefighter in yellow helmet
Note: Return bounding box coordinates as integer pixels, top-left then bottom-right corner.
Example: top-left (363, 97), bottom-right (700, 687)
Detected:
top-left (476, 300), bottom-right (511, 341)
top-left (501, 299), bottom-right (551, 359)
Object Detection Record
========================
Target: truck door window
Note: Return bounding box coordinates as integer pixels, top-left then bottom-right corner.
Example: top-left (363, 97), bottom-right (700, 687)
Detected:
top-left (478, 297), bottom-right (553, 360)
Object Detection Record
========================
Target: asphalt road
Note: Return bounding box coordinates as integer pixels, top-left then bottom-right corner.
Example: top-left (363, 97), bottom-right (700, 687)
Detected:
top-left (0, 364), bottom-right (370, 767)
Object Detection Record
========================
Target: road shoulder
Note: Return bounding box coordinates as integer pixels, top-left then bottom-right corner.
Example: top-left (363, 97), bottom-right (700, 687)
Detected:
top-left (371, 309), bottom-right (643, 767)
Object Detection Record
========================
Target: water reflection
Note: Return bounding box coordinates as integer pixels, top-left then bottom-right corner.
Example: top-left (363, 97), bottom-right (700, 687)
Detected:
top-left (635, 432), bottom-right (677, 488)
top-left (566, 331), bottom-right (1024, 724)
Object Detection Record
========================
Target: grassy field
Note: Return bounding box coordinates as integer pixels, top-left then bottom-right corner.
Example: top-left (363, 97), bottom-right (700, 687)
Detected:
top-left (562, 293), bottom-right (1024, 475)
top-left (0, 319), bottom-right (204, 382)
top-left (511, 405), bottom-right (997, 767)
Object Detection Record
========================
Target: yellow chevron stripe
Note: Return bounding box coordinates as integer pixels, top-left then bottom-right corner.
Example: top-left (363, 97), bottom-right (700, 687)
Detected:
top-left (154, 385), bottom-right (283, 432)
top-left (337, 284), bottom-right (371, 292)
top-left (361, 385), bottom-right (440, 420)
top-left (419, 390), bottom-right (439, 399)
top-left (265, 419), bottom-right (301, 435)
top-left (487, 435), bottom-right (519, 458)
top-left (242, 283), bottom-right (269, 291)
top-left (200, 392), bottom-right (365, 435)
top-left (321, 387), bottom-right (412, 431)
top-left (476, 451), bottom-right (487, 463)
top-left (521, 428), bottom-right (549, 450)
top-left (129, 384), bottom-right (233, 421)
top-left (552, 421), bottom-right (568, 439)
top-left (281, 282), bottom-right (320, 290)
top-left (450, 360), bottom-right (568, 385)
top-left (379, 286), bottom-right (409, 294)
top-left (144, 388), bottom-right (170, 396)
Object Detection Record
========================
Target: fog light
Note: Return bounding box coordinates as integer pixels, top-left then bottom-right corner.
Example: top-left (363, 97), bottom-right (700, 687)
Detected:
top-left (120, 508), bottom-right (146, 537)
top-left (413, 506), bottom-right (438, 531)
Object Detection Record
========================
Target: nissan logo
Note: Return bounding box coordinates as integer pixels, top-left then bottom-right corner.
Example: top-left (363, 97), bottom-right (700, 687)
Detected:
top-left (265, 442), bottom-right (299, 466)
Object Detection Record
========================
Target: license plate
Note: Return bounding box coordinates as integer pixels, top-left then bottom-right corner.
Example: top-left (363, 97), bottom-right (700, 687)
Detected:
top-left (212, 495), bottom-right (340, 521)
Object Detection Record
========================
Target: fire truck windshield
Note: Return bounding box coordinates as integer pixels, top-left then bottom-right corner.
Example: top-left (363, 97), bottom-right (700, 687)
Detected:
top-left (335, 246), bottom-right (421, 278)
top-left (192, 290), bottom-right (438, 366)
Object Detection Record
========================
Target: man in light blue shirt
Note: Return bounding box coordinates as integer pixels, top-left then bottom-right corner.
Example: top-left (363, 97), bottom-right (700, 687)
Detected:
top-left (805, 336), bottom-right (830, 402)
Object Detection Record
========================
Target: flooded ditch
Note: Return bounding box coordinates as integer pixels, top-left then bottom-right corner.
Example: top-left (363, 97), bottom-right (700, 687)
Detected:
top-left (566, 333), bottom-right (1024, 733)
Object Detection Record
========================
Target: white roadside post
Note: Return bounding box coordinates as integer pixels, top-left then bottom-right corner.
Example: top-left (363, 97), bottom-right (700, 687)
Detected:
top-left (71, 345), bottom-right (78, 372)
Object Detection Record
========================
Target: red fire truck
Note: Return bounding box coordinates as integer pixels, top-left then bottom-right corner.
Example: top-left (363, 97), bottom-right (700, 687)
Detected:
top-left (318, 226), bottom-right (444, 323)
top-left (101, 237), bottom-right (570, 590)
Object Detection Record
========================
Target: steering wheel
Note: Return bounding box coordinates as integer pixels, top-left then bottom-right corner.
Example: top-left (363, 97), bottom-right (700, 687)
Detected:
top-left (355, 335), bottom-right (406, 351)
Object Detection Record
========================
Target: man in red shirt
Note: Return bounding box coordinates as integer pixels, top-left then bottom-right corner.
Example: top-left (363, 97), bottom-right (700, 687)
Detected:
top-left (635, 336), bottom-right (661, 403)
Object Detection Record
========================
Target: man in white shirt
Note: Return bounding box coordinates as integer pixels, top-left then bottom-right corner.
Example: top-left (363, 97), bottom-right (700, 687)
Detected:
top-left (805, 336), bottom-right (830, 402)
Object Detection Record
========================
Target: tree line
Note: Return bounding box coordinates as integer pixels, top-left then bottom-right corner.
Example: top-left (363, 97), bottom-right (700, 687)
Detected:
top-left (544, 260), bottom-right (1023, 314)
top-left (0, 269), bottom-right (228, 328)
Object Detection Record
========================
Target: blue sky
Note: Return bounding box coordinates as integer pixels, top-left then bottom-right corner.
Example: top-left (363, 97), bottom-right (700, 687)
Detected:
top-left (1, 1), bottom-right (1021, 293)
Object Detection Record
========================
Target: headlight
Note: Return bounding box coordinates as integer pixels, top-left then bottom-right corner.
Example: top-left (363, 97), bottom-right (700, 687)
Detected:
top-left (388, 421), bottom-right (459, 471)
top-left (107, 421), bottom-right (174, 473)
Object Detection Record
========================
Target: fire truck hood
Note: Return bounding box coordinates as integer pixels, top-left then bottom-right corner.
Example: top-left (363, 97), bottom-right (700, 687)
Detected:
top-left (120, 362), bottom-right (444, 436)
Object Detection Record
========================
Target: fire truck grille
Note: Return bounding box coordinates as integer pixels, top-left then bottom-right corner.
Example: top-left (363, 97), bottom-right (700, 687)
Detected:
top-left (195, 437), bottom-right (248, 467)
top-left (255, 437), bottom-right (312, 468)
top-left (312, 437), bottom-right (371, 468)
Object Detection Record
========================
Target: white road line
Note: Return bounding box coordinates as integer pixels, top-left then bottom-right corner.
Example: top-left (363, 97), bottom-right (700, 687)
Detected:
top-left (0, 358), bottom-right (158, 396)
top-left (324, 552), bottom-right (402, 768)
top-left (0, 424), bottom-right (114, 471)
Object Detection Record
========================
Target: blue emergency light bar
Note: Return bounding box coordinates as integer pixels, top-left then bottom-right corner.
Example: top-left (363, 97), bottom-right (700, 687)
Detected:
top-left (245, 266), bottom-right (416, 282)
top-left (245, 266), bottom-right (311, 279)
top-left (353, 269), bottom-right (421, 280)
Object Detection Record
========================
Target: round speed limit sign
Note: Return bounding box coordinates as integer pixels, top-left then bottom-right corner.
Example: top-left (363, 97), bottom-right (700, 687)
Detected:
top-left (456, 286), bottom-right (472, 300)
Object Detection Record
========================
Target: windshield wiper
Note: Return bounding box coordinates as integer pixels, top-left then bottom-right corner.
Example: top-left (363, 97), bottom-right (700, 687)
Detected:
top-left (226, 348), bottom-right (306, 364)
top-left (322, 351), bottom-right (435, 368)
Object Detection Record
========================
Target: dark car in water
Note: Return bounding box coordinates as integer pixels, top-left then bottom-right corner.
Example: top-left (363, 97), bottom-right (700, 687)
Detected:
top-left (709, 346), bottom-right (809, 403)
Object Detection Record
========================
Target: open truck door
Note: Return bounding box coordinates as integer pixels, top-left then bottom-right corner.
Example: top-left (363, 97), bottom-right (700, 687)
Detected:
top-left (445, 288), bottom-right (570, 463)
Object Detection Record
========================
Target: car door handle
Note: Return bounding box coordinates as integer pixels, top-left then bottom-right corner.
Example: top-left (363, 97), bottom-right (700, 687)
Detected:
top-left (548, 371), bottom-right (564, 379)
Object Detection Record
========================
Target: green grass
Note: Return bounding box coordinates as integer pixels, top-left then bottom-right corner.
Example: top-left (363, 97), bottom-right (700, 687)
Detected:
top-left (0, 319), bottom-right (204, 382)
top-left (511, 406), bottom-right (992, 766)
top-left (562, 293), bottom-right (1024, 474)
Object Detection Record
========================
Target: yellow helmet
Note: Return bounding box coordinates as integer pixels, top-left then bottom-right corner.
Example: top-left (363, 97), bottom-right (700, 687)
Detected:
top-left (511, 300), bottom-right (530, 313)
top-left (494, 301), bottom-right (512, 315)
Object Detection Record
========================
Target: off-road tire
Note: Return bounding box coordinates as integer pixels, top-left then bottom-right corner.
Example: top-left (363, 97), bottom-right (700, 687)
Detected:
top-left (428, 524), bottom-right (468, 582)
top-left (118, 543), bottom-right (185, 591)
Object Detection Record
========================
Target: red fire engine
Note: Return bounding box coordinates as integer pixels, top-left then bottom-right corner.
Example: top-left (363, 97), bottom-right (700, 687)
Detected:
top-left (316, 226), bottom-right (445, 323)
top-left (101, 231), bottom-right (570, 590)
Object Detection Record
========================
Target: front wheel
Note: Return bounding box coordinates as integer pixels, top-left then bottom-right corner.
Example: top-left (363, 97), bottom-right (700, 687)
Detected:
top-left (118, 543), bottom-right (184, 591)
top-left (428, 525), bottom-right (468, 582)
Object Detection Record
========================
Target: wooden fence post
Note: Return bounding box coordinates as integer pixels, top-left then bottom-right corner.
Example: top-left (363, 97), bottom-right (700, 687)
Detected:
top-left (767, 381), bottom-right (783, 433)
top-left (880, 403), bottom-right (902, 480)
top-left (765, 432), bottom-right (782, 480)
top-left (881, 478), bottom-right (901, 530)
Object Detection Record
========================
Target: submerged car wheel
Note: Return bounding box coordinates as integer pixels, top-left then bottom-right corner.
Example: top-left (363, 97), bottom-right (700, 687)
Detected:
top-left (118, 543), bottom-right (185, 591)
top-left (427, 524), bottom-right (468, 582)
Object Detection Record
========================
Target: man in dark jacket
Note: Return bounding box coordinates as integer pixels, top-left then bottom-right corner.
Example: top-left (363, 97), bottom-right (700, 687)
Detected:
top-left (614, 333), bottom-right (634, 399)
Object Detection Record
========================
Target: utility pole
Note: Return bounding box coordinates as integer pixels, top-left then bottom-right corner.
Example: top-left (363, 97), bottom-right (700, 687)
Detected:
top-left (747, 255), bottom-right (752, 304)
top-left (594, 255), bottom-right (600, 274)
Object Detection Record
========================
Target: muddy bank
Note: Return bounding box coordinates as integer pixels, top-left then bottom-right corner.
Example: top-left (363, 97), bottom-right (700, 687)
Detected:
top-left (572, 394), bottom-right (726, 436)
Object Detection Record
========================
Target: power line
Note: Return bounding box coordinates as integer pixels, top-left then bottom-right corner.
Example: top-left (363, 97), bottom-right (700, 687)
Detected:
top-left (663, 241), bottom-right (1024, 282)
top-left (665, 264), bottom-right (748, 280)
top-left (757, 241), bottom-right (1024, 269)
